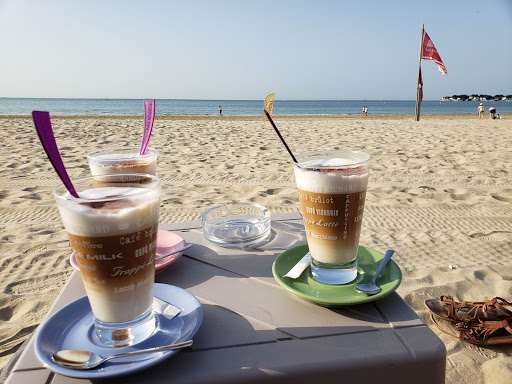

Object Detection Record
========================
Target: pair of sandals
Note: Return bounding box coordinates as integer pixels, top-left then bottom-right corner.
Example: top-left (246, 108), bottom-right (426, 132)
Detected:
top-left (424, 295), bottom-right (512, 346)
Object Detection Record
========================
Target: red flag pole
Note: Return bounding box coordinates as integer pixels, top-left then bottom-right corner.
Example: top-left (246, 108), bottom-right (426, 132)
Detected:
top-left (415, 24), bottom-right (425, 121)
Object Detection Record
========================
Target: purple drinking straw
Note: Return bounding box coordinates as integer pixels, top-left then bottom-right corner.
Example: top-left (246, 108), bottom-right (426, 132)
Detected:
top-left (140, 100), bottom-right (155, 155)
top-left (32, 111), bottom-right (79, 198)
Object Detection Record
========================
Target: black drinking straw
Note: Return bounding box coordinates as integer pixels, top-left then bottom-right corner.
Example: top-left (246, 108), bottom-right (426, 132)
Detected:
top-left (264, 110), bottom-right (298, 163)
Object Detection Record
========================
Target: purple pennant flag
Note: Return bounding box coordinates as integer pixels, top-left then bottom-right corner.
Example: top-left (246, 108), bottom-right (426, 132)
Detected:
top-left (32, 111), bottom-right (79, 198)
top-left (140, 100), bottom-right (155, 155)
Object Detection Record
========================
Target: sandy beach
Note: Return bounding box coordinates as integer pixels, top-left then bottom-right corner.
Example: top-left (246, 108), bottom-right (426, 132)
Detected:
top-left (0, 114), bottom-right (511, 383)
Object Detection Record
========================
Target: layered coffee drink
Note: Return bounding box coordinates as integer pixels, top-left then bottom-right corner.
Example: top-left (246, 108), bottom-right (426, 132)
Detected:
top-left (87, 147), bottom-right (157, 177)
top-left (54, 174), bottom-right (161, 347)
top-left (293, 151), bottom-right (371, 285)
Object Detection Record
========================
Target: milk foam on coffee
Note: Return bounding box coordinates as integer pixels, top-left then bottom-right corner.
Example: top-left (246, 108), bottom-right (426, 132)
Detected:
top-left (58, 187), bottom-right (159, 323)
top-left (294, 158), bottom-right (369, 265)
top-left (294, 158), bottom-right (369, 194)
top-left (89, 153), bottom-right (157, 176)
top-left (59, 187), bottom-right (157, 234)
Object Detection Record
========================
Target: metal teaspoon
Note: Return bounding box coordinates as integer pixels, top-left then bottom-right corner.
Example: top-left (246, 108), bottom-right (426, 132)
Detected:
top-left (52, 340), bottom-right (193, 370)
top-left (355, 250), bottom-right (395, 295)
top-left (155, 244), bottom-right (193, 260)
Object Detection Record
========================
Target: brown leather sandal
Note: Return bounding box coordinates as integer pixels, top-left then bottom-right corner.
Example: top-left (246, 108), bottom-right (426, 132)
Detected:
top-left (424, 295), bottom-right (512, 323)
top-left (431, 315), bottom-right (512, 346)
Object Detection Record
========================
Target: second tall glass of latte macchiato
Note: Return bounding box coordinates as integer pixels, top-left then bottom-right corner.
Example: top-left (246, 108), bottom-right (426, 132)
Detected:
top-left (293, 151), bottom-right (371, 285)
top-left (54, 174), bottom-right (161, 347)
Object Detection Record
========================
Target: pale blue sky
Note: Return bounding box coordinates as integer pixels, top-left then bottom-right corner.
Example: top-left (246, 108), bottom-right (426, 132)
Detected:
top-left (1, 0), bottom-right (511, 100)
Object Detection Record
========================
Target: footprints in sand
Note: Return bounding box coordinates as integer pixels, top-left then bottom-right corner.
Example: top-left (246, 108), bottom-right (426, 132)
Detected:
top-left (444, 188), bottom-right (473, 201)
top-left (370, 183), bottom-right (512, 207)
top-left (4, 272), bottom-right (69, 295)
top-left (410, 188), bottom-right (472, 202)
top-left (470, 231), bottom-right (511, 242)
top-left (491, 189), bottom-right (512, 203)
top-left (250, 188), bottom-right (296, 205)
top-left (1, 206), bottom-right (60, 224)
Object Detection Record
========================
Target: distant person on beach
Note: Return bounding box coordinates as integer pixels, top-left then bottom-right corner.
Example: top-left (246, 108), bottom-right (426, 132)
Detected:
top-left (362, 106), bottom-right (365, 116)
top-left (477, 103), bottom-right (484, 119)
top-left (219, 105), bottom-right (222, 116)
top-left (364, 106), bottom-right (368, 116)
top-left (489, 107), bottom-right (497, 119)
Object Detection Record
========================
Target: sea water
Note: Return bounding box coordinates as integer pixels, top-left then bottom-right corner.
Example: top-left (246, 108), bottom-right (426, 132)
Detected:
top-left (1, 98), bottom-right (511, 116)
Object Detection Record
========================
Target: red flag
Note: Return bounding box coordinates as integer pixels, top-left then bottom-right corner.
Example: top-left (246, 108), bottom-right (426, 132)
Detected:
top-left (421, 31), bottom-right (447, 75)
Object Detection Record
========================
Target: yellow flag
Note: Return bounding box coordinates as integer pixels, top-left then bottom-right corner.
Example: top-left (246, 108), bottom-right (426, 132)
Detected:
top-left (263, 93), bottom-right (275, 121)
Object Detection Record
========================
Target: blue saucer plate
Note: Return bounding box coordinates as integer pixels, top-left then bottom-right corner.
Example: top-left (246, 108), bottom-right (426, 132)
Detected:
top-left (35, 283), bottom-right (202, 379)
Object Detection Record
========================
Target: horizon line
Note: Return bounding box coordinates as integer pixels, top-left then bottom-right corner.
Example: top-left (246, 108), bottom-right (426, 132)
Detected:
top-left (1, 97), bottom-right (459, 102)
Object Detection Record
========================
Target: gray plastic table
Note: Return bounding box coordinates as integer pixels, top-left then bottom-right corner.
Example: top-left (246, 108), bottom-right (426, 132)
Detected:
top-left (5, 213), bottom-right (446, 384)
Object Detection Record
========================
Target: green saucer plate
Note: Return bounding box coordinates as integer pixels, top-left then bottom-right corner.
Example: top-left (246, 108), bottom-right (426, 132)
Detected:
top-left (272, 244), bottom-right (402, 307)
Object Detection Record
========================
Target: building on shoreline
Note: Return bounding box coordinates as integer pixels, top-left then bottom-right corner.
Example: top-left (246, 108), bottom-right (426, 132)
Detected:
top-left (440, 94), bottom-right (512, 101)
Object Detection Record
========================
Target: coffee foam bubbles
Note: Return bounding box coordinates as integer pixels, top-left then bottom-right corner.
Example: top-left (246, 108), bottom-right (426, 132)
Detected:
top-left (97, 153), bottom-right (140, 161)
top-left (294, 158), bottom-right (369, 194)
top-left (57, 187), bottom-right (159, 236)
top-left (304, 158), bottom-right (355, 167)
top-left (79, 186), bottom-right (141, 199)
top-left (89, 153), bottom-right (157, 176)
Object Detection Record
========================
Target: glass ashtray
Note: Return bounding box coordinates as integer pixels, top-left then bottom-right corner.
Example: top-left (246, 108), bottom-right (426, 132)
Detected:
top-left (202, 203), bottom-right (271, 247)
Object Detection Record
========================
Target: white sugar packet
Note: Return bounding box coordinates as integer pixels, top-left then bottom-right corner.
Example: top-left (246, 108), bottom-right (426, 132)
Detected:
top-left (284, 252), bottom-right (311, 279)
top-left (153, 298), bottom-right (182, 320)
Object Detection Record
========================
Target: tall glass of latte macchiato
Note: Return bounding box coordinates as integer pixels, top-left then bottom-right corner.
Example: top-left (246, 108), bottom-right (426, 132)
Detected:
top-left (87, 146), bottom-right (158, 177)
top-left (54, 174), bottom-right (161, 347)
top-left (293, 151), bottom-right (371, 285)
